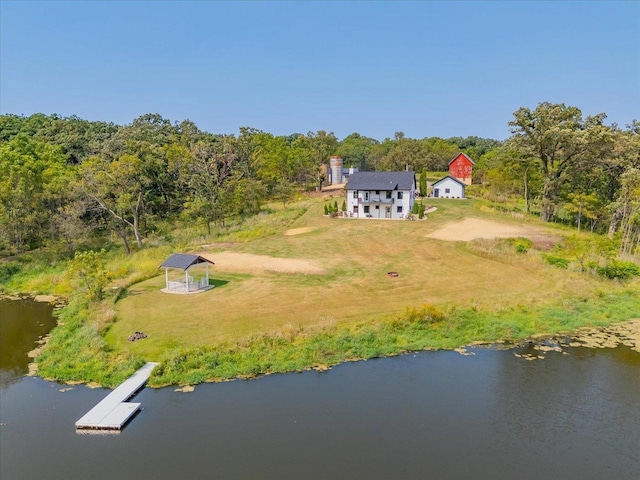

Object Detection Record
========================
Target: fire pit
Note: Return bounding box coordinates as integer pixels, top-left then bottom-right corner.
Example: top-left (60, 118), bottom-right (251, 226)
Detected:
top-left (127, 331), bottom-right (148, 342)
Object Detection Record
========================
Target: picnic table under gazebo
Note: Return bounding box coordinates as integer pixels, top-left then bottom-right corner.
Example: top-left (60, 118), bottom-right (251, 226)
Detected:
top-left (160, 254), bottom-right (215, 294)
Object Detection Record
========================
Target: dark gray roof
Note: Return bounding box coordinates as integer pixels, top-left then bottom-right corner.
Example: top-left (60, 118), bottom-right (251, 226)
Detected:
top-left (160, 254), bottom-right (214, 270)
top-left (346, 171), bottom-right (415, 191)
top-left (432, 175), bottom-right (467, 187)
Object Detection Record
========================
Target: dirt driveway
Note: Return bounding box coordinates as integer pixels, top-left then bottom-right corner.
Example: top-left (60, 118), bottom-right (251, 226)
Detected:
top-left (199, 251), bottom-right (325, 275)
top-left (425, 217), bottom-right (554, 242)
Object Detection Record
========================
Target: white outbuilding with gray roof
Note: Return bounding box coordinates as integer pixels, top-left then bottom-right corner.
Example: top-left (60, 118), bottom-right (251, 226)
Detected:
top-left (431, 176), bottom-right (466, 199)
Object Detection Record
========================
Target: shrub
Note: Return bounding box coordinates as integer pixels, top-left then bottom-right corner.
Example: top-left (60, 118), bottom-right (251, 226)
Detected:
top-left (0, 261), bottom-right (21, 285)
top-left (324, 204), bottom-right (329, 215)
top-left (508, 237), bottom-right (533, 254)
top-left (388, 305), bottom-right (446, 329)
top-left (65, 249), bottom-right (108, 301)
top-left (596, 260), bottom-right (640, 279)
top-left (542, 254), bottom-right (570, 269)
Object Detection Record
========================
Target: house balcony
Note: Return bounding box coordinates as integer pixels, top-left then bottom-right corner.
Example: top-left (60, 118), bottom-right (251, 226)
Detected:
top-left (358, 197), bottom-right (394, 204)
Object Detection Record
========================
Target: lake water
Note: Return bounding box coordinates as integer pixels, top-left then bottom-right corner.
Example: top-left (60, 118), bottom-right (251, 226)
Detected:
top-left (0, 298), bottom-right (58, 386)
top-left (1, 298), bottom-right (639, 479)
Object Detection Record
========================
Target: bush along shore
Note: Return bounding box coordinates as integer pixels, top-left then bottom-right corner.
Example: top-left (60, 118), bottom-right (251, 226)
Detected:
top-left (32, 285), bottom-right (640, 388)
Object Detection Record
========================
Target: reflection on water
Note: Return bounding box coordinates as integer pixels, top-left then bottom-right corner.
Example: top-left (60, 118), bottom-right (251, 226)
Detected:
top-left (0, 299), bottom-right (639, 479)
top-left (0, 298), bottom-right (57, 386)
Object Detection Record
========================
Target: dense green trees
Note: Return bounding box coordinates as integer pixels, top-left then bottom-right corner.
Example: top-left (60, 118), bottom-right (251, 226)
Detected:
top-left (334, 133), bottom-right (378, 171)
top-left (0, 107), bottom-right (637, 258)
top-left (479, 102), bottom-right (639, 254)
top-left (79, 154), bottom-right (147, 253)
top-left (0, 135), bottom-right (70, 251)
top-left (610, 168), bottom-right (640, 255)
top-left (508, 102), bottom-right (614, 222)
top-left (180, 133), bottom-right (253, 231)
top-left (366, 134), bottom-right (489, 173)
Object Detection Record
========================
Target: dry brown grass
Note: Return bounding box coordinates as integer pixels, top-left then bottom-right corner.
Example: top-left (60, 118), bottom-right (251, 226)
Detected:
top-left (109, 197), bottom-right (607, 360)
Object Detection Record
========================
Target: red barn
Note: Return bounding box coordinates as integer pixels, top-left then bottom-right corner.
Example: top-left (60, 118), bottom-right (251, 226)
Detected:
top-left (448, 152), bottom-right (474, 185)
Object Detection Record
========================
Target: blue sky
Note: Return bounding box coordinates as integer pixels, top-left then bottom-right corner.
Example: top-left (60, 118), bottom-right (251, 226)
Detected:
top-left (1, 1), bottom-right (638, 140)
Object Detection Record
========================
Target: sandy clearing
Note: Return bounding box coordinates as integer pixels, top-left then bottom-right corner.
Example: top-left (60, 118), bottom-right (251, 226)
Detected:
top-left (425, 217), bottom-right (549, 242)
top-left (34, 295), bottom-right (58, 303)
top-left (199, 251), bottom-right (325, 275)
top-left (284, 227), bottom-right (314, 236)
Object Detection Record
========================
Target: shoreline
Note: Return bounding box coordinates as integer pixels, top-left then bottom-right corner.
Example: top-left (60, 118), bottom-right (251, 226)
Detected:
top-left (52, 316), bottom-right (640, 389)
top-left (6, 289), bottom-right (640, 390)
top-left (158, 317), bottom-right (640, 391)
top-left (41, 317), bottom-right (640, 391)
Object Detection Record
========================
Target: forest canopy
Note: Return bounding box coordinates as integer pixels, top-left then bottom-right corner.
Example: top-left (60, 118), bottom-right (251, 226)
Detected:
top-left (0, 103), bottom-right (638, 257)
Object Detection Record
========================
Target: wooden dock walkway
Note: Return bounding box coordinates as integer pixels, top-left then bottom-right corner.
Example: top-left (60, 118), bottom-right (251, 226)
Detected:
top-left (76, 362), bottom-right (158, 430)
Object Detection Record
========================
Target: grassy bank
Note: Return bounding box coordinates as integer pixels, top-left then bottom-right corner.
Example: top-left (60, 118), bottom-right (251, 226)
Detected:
top-left (34, 299), bottom-right (145, 387)
top-left (148, 287), bottom-right (639, 386)
top-left (5, 196), bottom-right (640, 387)
top-left (109, 197), bottom-right (618, 359)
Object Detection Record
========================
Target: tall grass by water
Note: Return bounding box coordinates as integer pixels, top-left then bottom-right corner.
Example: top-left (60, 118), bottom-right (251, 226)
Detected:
top-left (148, 288), bottom-right (639, 387)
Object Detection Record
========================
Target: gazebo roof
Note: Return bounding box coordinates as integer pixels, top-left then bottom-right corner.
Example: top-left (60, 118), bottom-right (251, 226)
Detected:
top-left (160, 254), bottom-right (214, 270)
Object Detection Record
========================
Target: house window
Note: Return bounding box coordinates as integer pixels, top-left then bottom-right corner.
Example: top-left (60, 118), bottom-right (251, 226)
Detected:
top-left (365, 192), bottom-right (369, 201)
top-left (397, 192), bottom-right (403, 199)
top-left (375, 190), bottom-right (380, 194)
top-left (386, 191), bottom-right (392, 199)
top-left (353, 191), bottom-right (357, 199)
top-left (445, 188), bottom-right (450, 194)
top-left (364, 206), bottom-right (370, 213)
top-left (375, 205), bottom-right (379, 210)
top-left (397, 206), bottom-right (403, 213)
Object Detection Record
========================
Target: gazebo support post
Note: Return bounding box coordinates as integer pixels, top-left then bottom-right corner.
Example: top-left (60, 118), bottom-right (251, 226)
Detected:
top-left (160, 254), bottom-right (215, 294)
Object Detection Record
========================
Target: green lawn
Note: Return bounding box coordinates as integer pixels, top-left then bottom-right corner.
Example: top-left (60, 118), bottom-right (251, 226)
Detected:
top-left (108, 196), bottom-right (615, 360)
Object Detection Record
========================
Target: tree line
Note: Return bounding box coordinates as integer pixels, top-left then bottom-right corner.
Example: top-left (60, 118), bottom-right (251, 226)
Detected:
top-left (478, 103), bottom-right (639, 256)
top-left (0, 102), bottom-right (638, 257)
top-left (0, 112), bottom-right (494, 254)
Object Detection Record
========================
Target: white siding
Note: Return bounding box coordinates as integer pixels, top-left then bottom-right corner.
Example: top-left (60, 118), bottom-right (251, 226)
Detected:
top-left (345, 188), bottom-right (414, 219)
top-left (432, 178), bottom-right (465, 198)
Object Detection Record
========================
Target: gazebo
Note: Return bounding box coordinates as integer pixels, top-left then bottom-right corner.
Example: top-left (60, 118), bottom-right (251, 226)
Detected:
top-left (160, 254), bottom-right (215, 294)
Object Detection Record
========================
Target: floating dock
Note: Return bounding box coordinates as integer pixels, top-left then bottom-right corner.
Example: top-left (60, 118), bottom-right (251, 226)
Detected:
top-left (76, 362), bottom-right (158, 430)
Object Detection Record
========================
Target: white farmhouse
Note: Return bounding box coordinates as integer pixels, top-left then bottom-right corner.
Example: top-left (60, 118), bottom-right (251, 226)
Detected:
top-left (432, 176), bottom-right (466, 198)
top-left (345, 171), bottom-right (416, 219)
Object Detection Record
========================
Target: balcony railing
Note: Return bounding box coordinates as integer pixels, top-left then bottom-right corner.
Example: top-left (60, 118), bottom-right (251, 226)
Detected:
top-left (358, 196), bottom-right (394, 204)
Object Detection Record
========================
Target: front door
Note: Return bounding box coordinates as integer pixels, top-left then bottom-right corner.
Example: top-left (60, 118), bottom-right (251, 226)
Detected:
top-left (385, 206), bottom-right (391, 218)
top-left (434, 188), bottom-right (439, 198)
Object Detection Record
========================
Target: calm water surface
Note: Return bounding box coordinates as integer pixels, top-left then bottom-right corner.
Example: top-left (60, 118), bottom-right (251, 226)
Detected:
top-left (1, 299), bottom-right (639, 479)
top-left (0, 298), bottom-right (58, 386)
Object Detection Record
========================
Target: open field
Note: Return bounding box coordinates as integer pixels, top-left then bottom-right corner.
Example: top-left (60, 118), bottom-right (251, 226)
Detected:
top-left (107, 197), bottom-right (619, 360)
